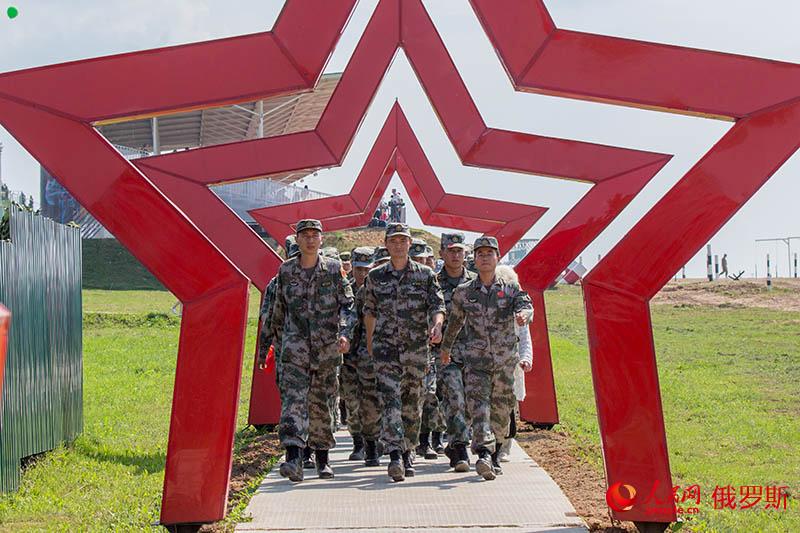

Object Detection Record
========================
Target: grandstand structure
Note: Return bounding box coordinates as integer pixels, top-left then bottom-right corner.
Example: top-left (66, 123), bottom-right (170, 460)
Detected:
top-left (42, 74), bottom-right (341, 238)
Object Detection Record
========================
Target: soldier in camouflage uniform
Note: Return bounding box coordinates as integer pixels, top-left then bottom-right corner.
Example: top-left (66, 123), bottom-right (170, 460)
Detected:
top-left (440, 236), bottom-right (532, 480)
top-left (258, 236), bottom-right (300, 383)
top-left (433, 232), bottom-right (477, 472)
top-left (409, 239), bottom-right (445, 460)
top-left (364, 223), bottom-right (445, 482)
top-left (339, 246), bottom-right (382, 466)
top-left (272, 220), bottom-right (355, 482)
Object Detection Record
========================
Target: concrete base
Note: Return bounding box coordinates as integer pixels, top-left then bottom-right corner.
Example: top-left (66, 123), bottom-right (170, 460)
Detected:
top-left (238, 431), bottom-right (587, 532)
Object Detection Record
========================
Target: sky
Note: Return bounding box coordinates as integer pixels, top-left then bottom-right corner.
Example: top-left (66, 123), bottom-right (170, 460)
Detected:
top-left (0, 0), bottom-right (798, 278)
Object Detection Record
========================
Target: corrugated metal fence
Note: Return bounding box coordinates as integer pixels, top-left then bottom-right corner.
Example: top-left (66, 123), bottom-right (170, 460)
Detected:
top-left (0, 206), bottom-right (83, 492)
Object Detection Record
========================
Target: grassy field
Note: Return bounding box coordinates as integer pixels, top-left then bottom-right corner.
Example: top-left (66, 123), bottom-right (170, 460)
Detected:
top-left (0, 283), bottom-right (797, 531)
top-left (545, 285), bottom-right (799, 532)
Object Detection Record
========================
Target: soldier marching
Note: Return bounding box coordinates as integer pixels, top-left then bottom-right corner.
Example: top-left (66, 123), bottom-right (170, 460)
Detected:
top-left (258, 219), bottom-right (533, 483)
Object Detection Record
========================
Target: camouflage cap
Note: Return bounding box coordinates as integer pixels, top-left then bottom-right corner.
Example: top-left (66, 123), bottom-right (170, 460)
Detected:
top-left (286, 242), bottom-right (301, 258)
top-left (372, 246), bottom-right (390, 263)
top-left (351, 246), bottom-right (375, 268)
top-left (296, 218), bottom-right (322, 234)
top-left (385, 222), bottom-right (411, 239)
top-left (284, 235), bottom-right (300, 258)
top-left (473, 235), bottom-right (499, 252)
top-left (425, 245), bottom-right (434, 257)
top-left (409, 238), bottom-right (428, 257)
top-left (441, 232), bottom-right (467, 249)
top-left (339, 251), bottom-right (352, 262)
top-left (321, 246), bottom-right (340, 259)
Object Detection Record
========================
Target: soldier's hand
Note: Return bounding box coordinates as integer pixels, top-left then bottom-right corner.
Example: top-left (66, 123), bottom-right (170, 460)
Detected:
top-left (338, 336), bottom-right (350, 353)
top-left (441, 350), bottom-right (451, 365)
top-left (520, 360), bottom-right (532, 372)
top-left (515, 312), bottom-right (528, 326)
top-left (429, 323), bottom-right (442, 345)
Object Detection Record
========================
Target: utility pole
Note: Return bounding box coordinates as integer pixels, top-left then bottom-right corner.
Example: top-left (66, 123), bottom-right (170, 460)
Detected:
top-left (706, 245), bottom-right (713, 281)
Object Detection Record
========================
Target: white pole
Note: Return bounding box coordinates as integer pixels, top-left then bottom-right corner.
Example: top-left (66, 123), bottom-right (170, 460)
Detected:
top-left (706, 245), bottom-right (713, 281)
top-left (151, 117), bottom-right (161, 155)
top-left (714, 254), bottom-right (719, 279)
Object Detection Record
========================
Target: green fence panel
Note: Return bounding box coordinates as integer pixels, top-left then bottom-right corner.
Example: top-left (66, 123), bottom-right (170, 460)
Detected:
top-left (0, 206), bottom-right (83, 492)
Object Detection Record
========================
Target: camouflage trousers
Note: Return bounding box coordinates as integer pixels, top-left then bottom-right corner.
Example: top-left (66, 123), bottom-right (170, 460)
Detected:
top-left (439, 359), bottom-right (469, 446)
top-left (374, 359), bottom-right (426, 454)
top-left (279, 358), bottom-right (339, 450)
top-left (464, 361), bottom-right (517, 454)
top-left (340, 355), bottom-right (381, 440)
top-left (420, 361), bottom-right (445, 433)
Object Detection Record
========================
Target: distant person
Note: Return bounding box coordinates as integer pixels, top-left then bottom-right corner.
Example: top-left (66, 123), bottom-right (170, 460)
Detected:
top-left (721, 254), bottom-right (729, 278)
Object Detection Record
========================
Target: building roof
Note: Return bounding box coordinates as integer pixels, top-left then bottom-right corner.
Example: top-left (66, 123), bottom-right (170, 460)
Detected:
top-left (97, 73), bottom-right (340, 159)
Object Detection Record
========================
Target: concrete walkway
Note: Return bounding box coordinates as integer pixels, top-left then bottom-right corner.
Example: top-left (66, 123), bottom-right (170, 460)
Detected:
top-left (238, 431), bottom-right (588, 533)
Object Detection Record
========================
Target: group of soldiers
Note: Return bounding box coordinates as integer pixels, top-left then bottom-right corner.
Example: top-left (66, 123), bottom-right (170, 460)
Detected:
top-left (258, 219), bottom-right (533, 483)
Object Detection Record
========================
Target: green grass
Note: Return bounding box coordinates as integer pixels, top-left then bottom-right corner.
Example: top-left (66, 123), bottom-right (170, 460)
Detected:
top-left (82, 239), bottom-right (165, 290)
top-left (0, 292), bottom-right (260, 532)
top-left (0, 286), bottom-right (796, 531)
top-left (545, 285), bottom-right (799, 532)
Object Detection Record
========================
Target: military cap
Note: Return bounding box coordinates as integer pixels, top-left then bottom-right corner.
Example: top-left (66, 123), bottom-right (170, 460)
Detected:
top-left (351, 246), bottom-right (375, 268)
top-left (424, 245), bottom-right (434, 257)
top-left (409, 238), bottom-right (428, 257)
top-left (441, 232), bottom-right (467, 249)
top-left (373, 246), bottom-right (390, 263)
top-left (296, 218), bottom-right (322, 234)
top-left (385, 222), bottom-right (411, 239)
top-left (284, 235), bottom-right (300, 258)
top-left (321, 246), bottom-right (340, 259)
top-left (473, 235), bottom-right (499, 252)
top-left (339, 251), bottom-right (352, 262)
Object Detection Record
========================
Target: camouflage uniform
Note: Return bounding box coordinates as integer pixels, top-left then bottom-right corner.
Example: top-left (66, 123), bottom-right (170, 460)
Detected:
top-left (272, 236), bottom-right (355, 451)
top-left (435, 235), bottom-right (477, 447)
top-left (257, 236), bottom-right (300, 391)
top-left (363, 228), bottom-right (445, 455)
top-left (441, 237), bottom-right (532, 455)
top-left (340, 247), bottom-right (381, 445)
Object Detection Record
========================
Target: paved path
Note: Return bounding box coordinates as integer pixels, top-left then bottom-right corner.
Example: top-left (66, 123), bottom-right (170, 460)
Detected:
top-left (238, 431), bottom-right (587, 532)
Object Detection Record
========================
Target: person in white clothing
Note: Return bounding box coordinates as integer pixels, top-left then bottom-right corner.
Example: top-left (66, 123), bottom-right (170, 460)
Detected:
top-left (494, 265), bottom-right (533, 462)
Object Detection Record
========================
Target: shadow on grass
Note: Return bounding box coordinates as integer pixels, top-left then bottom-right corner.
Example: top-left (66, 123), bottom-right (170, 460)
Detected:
top-left (75, 439), bottom-right (166, 474)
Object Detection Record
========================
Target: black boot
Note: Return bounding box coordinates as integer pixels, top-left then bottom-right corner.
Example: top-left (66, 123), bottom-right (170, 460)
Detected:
top-left (315, 449), bottom-right (335, 479)
top-left (402, 450), bottom-right (415, 477)
top-left (387, 450), bottom-right (404, 482)
top-left (417, 432), bottom-right (437, 460)
top-left (491, 447), bottom-right (503, 475)
top-left (364, 440), bottom-right (381, 467)
top-left (279, 445), bottom-right (304, 482)
top-left (302, 446), bottom-right (315, 469)
top-left (452, 443), bottom-right (470, 473)
top-left (476, 448), bottom-right (496, 481)
top-left (349, 434), bottom-right (365, 461)
top-left (431, 431), bottom-right (445, 455)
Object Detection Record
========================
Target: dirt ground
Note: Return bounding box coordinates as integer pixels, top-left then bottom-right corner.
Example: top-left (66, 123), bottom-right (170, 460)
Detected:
top-left (515, 425), bottom-right (636, 532)
top-left (203, 430), bottom-right (281, 532)
top-left (653, 278), bottom-right (800, 312)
